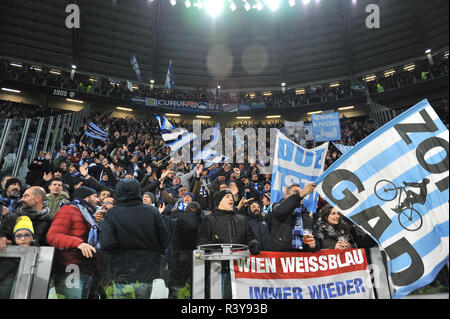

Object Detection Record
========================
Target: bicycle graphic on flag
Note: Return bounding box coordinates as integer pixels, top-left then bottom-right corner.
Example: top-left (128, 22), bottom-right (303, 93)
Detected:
top-left (374, 178), bottom-right (430, 232)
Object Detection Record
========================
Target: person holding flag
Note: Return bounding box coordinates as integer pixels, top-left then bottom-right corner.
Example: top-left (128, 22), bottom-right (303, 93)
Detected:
top-left (266, 183), bottom-right (319, 252)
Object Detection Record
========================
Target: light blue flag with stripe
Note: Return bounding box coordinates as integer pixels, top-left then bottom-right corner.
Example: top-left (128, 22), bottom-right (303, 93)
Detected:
top-left (270, 131), bottom-right (329, 214)
top-left (193, 123), bottom-right (221, 163)
top-left (165, 60), bottom-right (174, 90)
top-left (332, 142), bottom-right (355, 155)
top-left (156, 115), bottom-right (197, 153)
top-left (315, 99), bottom-right (449, 299)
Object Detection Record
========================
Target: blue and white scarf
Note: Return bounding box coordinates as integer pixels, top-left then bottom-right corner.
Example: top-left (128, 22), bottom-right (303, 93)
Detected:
top-left (67, 199), bottom-right (100, 249)
top-left (291, 207), bottom-right (304, 250)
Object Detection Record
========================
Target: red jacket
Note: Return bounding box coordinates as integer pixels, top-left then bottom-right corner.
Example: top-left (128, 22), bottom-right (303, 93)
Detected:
top-left (46, 205), bottom-right (90, 249)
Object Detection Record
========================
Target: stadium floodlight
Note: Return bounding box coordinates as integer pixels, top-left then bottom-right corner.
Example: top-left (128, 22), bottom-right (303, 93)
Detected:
top-left (265, 0), bottom-right (280, 11)
top-left (170, 0), bottom-right (176, 6)
top-left (116, 107), bottom-right (133, 112)
top-left (288, 0), bottom-right (296, 6)
top-left (253, 1), bottom-right (263, 11)
top-left (243, 0), bottom-right (251, 11)
top-left (71, 64), bottom-right (77, 69)
top-left (193, 0), bottom-right (203, 9)
top-left (205, 0), bottom-right (224, 17)
top-left (229, 0), bottom-right (237, 11)
top-left (302, 0), bottom-right (310, 5)
top-left (66, 98), bottom-right (84, 103)
top-left (185, 0), bottom-right (191, 8)
top-left (2, 88), bottom-right (21, 93)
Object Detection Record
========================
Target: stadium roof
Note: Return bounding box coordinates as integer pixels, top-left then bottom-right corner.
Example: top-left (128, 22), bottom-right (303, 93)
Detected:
top-left (0, 0), bottom-right (448, 90)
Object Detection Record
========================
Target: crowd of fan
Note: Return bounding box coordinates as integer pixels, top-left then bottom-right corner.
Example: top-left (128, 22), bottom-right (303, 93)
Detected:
top-left (0, 100), bottom-right (69, 119)
top-left (366, 55), bottom-right (449, 94)
top-left (2, 53), bottom-right (447, 110)
top-left (0, 108), bottom-right (387, 298)
top-left (0, 100), bottom-right (448, 298)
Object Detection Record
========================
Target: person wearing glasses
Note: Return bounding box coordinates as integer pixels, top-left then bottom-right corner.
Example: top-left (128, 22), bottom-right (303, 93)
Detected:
top-left (13, 216), bottom-right (35, 247)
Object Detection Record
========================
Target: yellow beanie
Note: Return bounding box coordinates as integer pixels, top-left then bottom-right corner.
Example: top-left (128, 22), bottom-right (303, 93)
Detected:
top-left (13, 216), bottom-right (35, 236)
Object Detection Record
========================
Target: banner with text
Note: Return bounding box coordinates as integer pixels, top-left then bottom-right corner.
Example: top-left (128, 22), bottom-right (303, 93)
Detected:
top-left (312, 112), bottom-right (341, 142)
top-left (314, 99), bottom-right (449, 299)
top-left (270, 131), bottom-right (328, 214)
top-left (230, 249), bottom-right (375, 299)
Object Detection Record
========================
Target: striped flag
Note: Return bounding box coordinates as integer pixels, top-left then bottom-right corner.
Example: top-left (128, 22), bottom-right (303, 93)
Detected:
top-left (165, 60), bottom-right (174, 90)
top-left (315, 99), bottom-right (449, 299)
top-left (332, 142), bottom-right (355, 155)
top-left (193, 123), bottom-right (221, 163)
top-left (155, 115), bottom-right (197, 153)
top-left (129, 54), bottom-right (143, 82)
top-left (85, 122), bottom-right (108, 142)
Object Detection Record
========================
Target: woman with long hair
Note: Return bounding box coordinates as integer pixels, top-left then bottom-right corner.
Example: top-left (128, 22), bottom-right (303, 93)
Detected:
top-left (314, 204), bottom-right (365, 250)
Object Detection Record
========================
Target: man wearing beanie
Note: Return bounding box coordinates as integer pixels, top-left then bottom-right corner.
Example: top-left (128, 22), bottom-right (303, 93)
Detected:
top-left (0, 177), bottom-right (22, 214)
top-left (46, 185), bottom-right (99, 299)
top-left (197, 189), bottom-right (261, 299)
top-left (197, 189), bottom-right (261, 255)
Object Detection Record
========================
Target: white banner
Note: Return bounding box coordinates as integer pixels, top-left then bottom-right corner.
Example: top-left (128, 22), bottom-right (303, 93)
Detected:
top-left (230, 250), bottom-right (375, 299)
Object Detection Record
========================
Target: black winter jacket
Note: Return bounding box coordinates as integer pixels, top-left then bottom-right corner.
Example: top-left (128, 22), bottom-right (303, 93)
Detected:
top-left (266, 193), bottom-right (320, 252)
top-left (99, 179), bottom-right (170, 254)
top-left (197, 208), bottom-right (260, 250)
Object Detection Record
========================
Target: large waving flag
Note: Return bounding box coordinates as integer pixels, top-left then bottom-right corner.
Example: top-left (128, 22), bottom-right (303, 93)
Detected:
top-left (193, 123), bottom-right (221, 163)
top-left (315, 99), bottom-right (449, 299)
top-left (165, 60), bottom-right (174, 90)
top-left (270, 131), bottom-right (329, 214)
top-left (129, 54), bottom-right (143, 82)
top-left (155, 115), bottom-right (197, 153)
top-left (85, 122), bottom-right (108, 142)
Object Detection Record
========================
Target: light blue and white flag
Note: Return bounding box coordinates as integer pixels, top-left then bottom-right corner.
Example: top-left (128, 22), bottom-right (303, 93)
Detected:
top-left (332, 142), bottom-right (355, 155)
top-left (312, 112), bottom-right (341, 142)
top-left (127, 80), bottom-right (133, 92)
top-left (155, 115), bottom-right (197, 153)
top-left (129, 54), bottom-right (143, 82)
top-left (314, 99), bottom-right (449, 299)
top-left (85, 122), bottom-right (108, 142)
top-left (165, 60), bottom-right (175, 90)
top-left (270, 131), bottom-right (329, 213)
top-left (193, 123), bottom-right (221, 163)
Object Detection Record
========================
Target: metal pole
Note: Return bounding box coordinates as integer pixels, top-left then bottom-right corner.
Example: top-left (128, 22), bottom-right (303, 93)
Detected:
top-left (0, 119), bottom-right (12, 160)
top-left (12, 119), bottom-right (31, 177)
top-left (30, 117), bottom-right (45, 161)
top-left (49, 115), bottom-right (61, 156)
top-left (58, 114), bottom-right (68, 148)
top-left (43, 116), bottom-right (54, 153)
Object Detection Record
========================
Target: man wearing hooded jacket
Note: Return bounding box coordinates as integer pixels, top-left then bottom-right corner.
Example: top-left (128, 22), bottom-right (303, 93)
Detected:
top-left (99, 178), bottom-right (170, 253)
